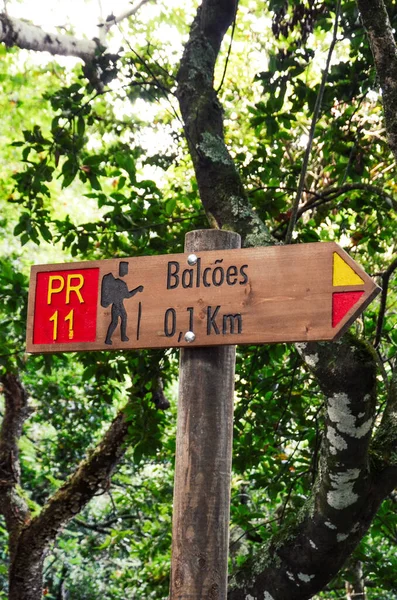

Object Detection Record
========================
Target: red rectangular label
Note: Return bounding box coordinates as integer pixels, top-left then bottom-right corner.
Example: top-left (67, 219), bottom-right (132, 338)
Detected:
top-left (33, 268), bottom-right (99, 345)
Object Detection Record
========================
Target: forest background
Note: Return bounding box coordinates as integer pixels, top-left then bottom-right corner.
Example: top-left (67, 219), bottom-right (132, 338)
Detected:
top-left (0, 0), bottom-right (396, 598)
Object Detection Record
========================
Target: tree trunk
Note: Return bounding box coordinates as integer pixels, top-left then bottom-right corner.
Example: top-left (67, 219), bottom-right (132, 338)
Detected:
top-left (3, 377), bottom-right (139, 600)
top-left (9, 550), bottom-right (46, 600)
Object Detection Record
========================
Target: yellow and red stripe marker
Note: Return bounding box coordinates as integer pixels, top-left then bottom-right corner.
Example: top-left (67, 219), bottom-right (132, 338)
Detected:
top-left (332, 253), bottom-right (365, 328)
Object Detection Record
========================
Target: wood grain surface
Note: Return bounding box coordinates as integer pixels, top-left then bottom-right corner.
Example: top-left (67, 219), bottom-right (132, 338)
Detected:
top-left (169, 229), bottom-right (239, 600)
top-left (26, 240), bottom-right (380, 353)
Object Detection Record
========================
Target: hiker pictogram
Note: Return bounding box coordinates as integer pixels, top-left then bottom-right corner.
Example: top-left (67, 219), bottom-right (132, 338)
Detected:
top-left (101, 261), bottom-right (144, 345)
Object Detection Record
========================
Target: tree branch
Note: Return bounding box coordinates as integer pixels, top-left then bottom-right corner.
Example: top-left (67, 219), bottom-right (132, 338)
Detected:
top-left (257, 182), bottom-right (396, 237)
top-left (0, 13), bottom-right (98, 61)
top-left (372, 365), bottom-right (397, 476)
top-left (176, 6), bottom-right (395, 596)
top-left (8, 395), bottom-right (138, 600)
top-left (75, 511), bottom-right (139, 534)
top-left (229, 336), bottom-right (385, 599)
top-left (357, 0), bottom-right (397, 161)
top-left (96, 0), bottom-right (153, 45)
top-left (102, 0), bottom-right (153, 33)
top-left (0, 373), bottom-right (32, 560)
top-left (285, 0), bottom-right (342, 244)
top-left (176, 0), bottom-right (273, 247)
top-left (374, 256), bottom-right (397, 348)
top-left (297, 183), bottom-right (397, 218)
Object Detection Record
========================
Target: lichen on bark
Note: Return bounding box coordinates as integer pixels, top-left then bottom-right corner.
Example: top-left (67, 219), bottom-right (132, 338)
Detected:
top-left (357, 0), bottom-right (397, 161)
top-left (0, 372), bottom-right (144, 600)
top-left (176, 1), bottom-right (274, 247)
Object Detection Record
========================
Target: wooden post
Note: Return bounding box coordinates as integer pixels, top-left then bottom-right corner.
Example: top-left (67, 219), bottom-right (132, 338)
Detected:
top-left (170, 229), bottom-right (241, 600)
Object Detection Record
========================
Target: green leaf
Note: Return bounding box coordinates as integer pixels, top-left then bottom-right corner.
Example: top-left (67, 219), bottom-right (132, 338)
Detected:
top-left (165, 198), bottom-right (176, 215)
top-left (61, 159), bottom-right (79, 188)
top-left (77, 115), bottom-right (85, 138)
top-left (39, 223), bottom-right (52, 242)
top-left (115, 152), bottom-right (136, 183)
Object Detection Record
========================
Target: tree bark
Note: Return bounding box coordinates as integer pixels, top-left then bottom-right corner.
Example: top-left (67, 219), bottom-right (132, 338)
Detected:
top-left (174, 1), bottom-right (397, 598)
top-left (227, 337), bottom-right (387, 600)
top-left (0, 13), bottom-right (98, 61)
top-left (2, 0), bottom-right (397, 598)
top-left (0, 374), bottom-right (32, 562)
top-left (176, 0), bottom-right (273, 247)
top-left (356, 0), bottom-right (397, 161)
top-left (345, 561), bottom-right (366, 600)
top-left (0, 372), bottom-right (144, 600)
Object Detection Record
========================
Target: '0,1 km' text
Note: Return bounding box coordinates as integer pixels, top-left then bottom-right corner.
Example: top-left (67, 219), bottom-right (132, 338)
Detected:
top-left (164, 306), bottom-right (243, 339)
top-left (164, 259), bottom-right (248, 339)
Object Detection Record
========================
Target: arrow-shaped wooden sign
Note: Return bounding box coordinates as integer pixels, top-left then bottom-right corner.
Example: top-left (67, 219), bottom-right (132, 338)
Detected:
top-left (26, 242), bottom-right (380, 353)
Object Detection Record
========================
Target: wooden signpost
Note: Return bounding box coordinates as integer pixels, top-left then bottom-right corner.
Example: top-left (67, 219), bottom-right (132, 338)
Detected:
top-left (26, 231), bottom-right (380, 600)
top-left (26, 240), bottom-right (379, 353)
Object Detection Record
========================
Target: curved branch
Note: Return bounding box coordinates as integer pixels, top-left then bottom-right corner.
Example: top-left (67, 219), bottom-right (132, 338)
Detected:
top-left (8, 397), bottom-right (135, 600)
top-left (102, 0), bottom-right (153, 34)
top-left (297, 183), bottom-right (397, 218)
top-left (357, 0), bottom-right (397, 161)
top-left (97, 0), bottom-right (154, 44)
top-left (229, 336), bottom-right (387, 599)
top-left (374, 256), bottom-right (397, 348)
top-left (252, 182), bottom-right (396, 237)
top-left (0, 1), bottom-right (155, 70)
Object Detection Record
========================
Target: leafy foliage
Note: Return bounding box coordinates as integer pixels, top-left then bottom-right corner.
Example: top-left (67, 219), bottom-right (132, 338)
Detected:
top-left (0, 0), bottom-right (396, 598)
